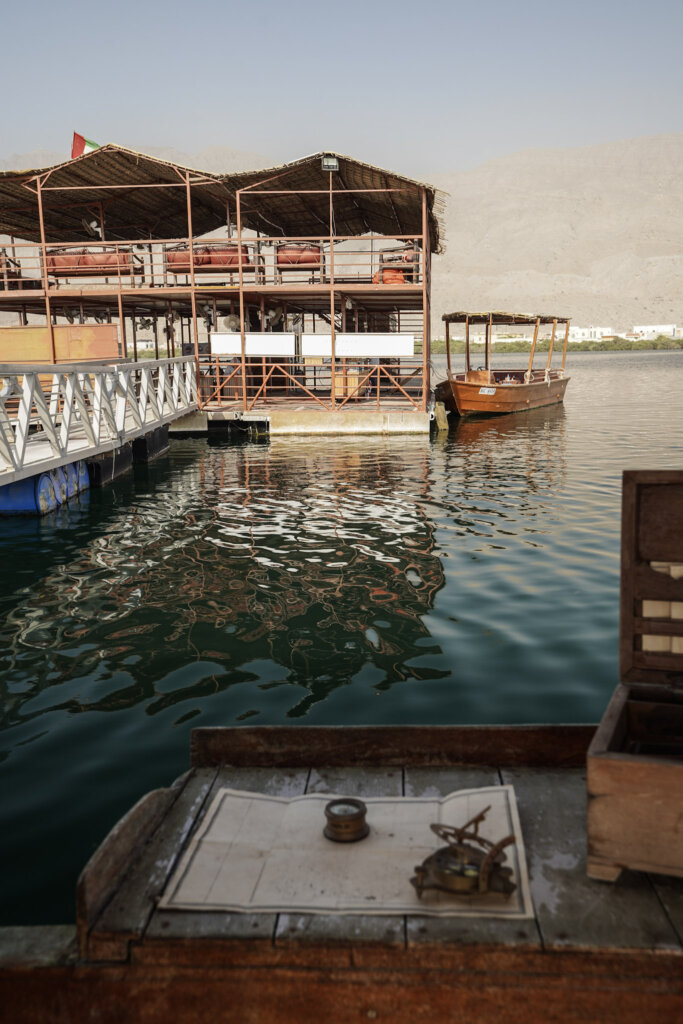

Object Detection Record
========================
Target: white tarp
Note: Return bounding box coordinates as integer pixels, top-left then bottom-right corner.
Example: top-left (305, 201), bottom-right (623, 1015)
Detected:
top-left (302, 334), bottom-right (415, 358)
top-left (159, 785), bottom-right (532, 918)
top-left (210, 333), bottom-right (295, 357)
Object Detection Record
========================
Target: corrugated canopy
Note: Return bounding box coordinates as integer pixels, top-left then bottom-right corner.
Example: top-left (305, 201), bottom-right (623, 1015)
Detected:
top-left (443, 311), bottom-right (570, 325)
top-left (229, 152), bottom-right (444, 253)
top-left (0, 146), bottom-right (445, 251)
top-left (0, 145), bottom-right (232, 243)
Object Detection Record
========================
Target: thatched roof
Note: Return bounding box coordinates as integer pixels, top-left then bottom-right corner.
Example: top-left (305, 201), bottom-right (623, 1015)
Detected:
top-left (442, 311), bottom-right (570, 325)
top-left (0, 145), bottom-right (445, 251)
top-left (0, 144), bottom-right (231, 243)
top-left (229, 152), bottom-right (445, 253)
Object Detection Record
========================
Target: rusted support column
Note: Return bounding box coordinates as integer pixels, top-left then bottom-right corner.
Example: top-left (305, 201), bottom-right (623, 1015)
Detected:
top-left (35, 176), bottom-right (56, 362)
top-left (329, 172), bottom-right (336, 408)
top-left (167, 301), bottom-right (176, 357)
top-left (117, 291), bottom-right (127, 359)
top-left (236, 190), bottom-right (247, 410)
top-left (132, 306), bottom-right (138, 361)
top-left (421, 188), bottom-right (430, 411)
top-left (185, 172), bottom-right (201, 382)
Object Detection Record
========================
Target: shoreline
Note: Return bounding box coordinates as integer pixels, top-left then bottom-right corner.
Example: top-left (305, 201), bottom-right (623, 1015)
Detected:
top-left (424, 336), bottom-right (683, 355)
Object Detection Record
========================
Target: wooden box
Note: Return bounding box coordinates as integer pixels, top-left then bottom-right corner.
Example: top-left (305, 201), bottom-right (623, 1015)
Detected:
top-left (587, 470), bottom-right (683, 881)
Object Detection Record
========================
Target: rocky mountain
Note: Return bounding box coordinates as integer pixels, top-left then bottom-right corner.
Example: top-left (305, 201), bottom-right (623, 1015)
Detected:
top-left (2, 135), bottom-right (681, 331)
top-left (430, 134), bottom-right (683, 333)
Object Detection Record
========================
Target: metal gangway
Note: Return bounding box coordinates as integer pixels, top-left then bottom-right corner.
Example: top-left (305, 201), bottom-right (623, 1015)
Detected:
top-left (0, 357), bottom-right (198, 486)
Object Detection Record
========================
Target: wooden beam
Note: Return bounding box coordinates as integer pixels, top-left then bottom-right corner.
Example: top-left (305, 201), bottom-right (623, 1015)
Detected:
top-left (190, 725), bottom-right (595, 769)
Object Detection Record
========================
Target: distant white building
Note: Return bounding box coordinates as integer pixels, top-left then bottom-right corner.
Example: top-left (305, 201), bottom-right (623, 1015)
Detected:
top-left (632, 324), bottom-right (679, 339)
top-left (568, 326), bottom-right (614, 343)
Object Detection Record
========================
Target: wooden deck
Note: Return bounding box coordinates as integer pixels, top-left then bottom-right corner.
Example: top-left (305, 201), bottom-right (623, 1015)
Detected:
top-left (1, 726), bottom-right (682, 1022)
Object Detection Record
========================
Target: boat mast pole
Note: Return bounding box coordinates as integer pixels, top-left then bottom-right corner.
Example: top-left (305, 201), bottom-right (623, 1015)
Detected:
top-left (465, 316), bottom-right (470, 373)
top-left (445, 319), bottom-right (453, 380)
top-left (526, 317), bottom-right (540, 382)
top-left (546, 318), bottom-right (557, 378)
top-left (486, 312), bottom-right (492, 373)
top-left (561, 320), bottom-right (570, 374)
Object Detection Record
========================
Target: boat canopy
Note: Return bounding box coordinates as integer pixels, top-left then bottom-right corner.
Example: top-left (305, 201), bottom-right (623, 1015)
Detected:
top-left (442, 312), bottom-right (570, 325)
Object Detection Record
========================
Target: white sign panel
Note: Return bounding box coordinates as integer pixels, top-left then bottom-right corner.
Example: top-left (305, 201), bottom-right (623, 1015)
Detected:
top-left (301, 333), bottom-right (414, 358)
top-left (211, 333), bottom-right (295, 357)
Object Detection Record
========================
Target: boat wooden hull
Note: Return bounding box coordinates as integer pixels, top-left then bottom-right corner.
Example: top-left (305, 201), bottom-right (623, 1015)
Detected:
top-left (3, 725), bottom-right (683, 1024)
top-left (436, 374), bottom-right (569, 417)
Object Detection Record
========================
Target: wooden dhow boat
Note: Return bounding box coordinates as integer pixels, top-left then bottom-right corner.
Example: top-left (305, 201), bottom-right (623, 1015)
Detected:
top-left (435, 311), bottom-right (571, 417)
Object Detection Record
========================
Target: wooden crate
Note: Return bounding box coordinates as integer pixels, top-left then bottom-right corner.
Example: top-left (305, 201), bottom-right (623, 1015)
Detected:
top-left (587, 470), bottom-right (683, 881)
top-left (333, 370), bottom-right (361, 399)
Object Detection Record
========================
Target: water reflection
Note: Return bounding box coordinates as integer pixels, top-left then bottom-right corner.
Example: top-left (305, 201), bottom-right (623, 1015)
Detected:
top-left (0, 436), bottom-right (451, 727)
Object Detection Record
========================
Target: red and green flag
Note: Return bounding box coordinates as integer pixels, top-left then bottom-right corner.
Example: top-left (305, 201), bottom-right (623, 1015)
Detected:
top-left (71, 132), bottom-right (100, 159)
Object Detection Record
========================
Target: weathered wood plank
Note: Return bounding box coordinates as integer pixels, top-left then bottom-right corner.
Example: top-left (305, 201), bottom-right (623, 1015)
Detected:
top-left (273, 767), bottom-right (405, 953)
top-left (587, 750), bottom-right (683, 879)
top-left (1, 960), bottom-right (683, 1024)
top-left (404, 765), bottom-right (500, 796)
top-left (404, 767), bottom-right (541, 948)
top-left (144, 766), bottom-right (310, 946)
top-left (88, 769), bottom-right (217, 960)
top-left (0, 926), bottom-right (77, 967)
top-left (191, 725), bottom-right (594, 769)
top-left (501, 767), bottom-right (682, 951)
top-left (306, 766), bottom-right (403, 798)
top-left (76, 776), bottom-right (187, 959)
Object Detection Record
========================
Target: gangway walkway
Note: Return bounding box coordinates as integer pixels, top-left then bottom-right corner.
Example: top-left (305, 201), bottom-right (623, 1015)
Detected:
top-left (0, 357), bottom-right (197, 486)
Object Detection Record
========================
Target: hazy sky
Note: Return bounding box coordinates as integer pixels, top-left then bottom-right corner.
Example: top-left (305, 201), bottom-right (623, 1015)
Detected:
top-left (3, 0), bottom-right (682, 174)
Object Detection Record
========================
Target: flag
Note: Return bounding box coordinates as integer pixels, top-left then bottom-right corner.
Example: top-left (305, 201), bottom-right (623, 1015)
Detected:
top-left (71, 133), bottom-right (100, 159)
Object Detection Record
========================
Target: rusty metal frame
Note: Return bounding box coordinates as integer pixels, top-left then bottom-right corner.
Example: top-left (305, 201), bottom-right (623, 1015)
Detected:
top-left (3, 164), bottom-right (432, 416)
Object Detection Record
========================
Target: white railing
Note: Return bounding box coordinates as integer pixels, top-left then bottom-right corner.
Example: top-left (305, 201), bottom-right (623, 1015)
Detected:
top-left (0, 357), bottom-right (197, 482)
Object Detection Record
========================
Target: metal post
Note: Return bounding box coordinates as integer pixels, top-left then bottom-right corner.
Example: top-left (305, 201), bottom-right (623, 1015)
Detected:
top-left (167, 301), bottom-right (175, 357)
top-left (236, 190), bottom-right (247, 409)
top-left (132, 306), bottom-right (138, 361)
top-left (153, 316), bottom-right (159, 360)
top-left (117, 291), bottom-right (127, 359)
top-left (421, 189), bottom-right (430, 411)
top-left (527, 317), bottom-right (540, 381)
top-left (445, 320), bottom-right (452, 379)
top-left (329, 172), bottom-right (336, 408)
top-left (185, 172), bottom-right (201, 381)
top-left (35, 176), bottom-right (56, 362)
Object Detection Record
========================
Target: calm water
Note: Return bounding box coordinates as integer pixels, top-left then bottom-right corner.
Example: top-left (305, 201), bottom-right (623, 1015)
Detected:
top-left (1, 350), bottom-right (681, 924)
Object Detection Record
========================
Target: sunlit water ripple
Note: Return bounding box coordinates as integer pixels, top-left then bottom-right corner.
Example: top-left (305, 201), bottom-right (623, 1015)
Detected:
top-left (0, 350), bottom-right (681, 923)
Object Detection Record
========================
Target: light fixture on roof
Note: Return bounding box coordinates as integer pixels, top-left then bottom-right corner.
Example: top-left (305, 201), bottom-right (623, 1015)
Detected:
top-left (321, 154), bottom-right (339, 172)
